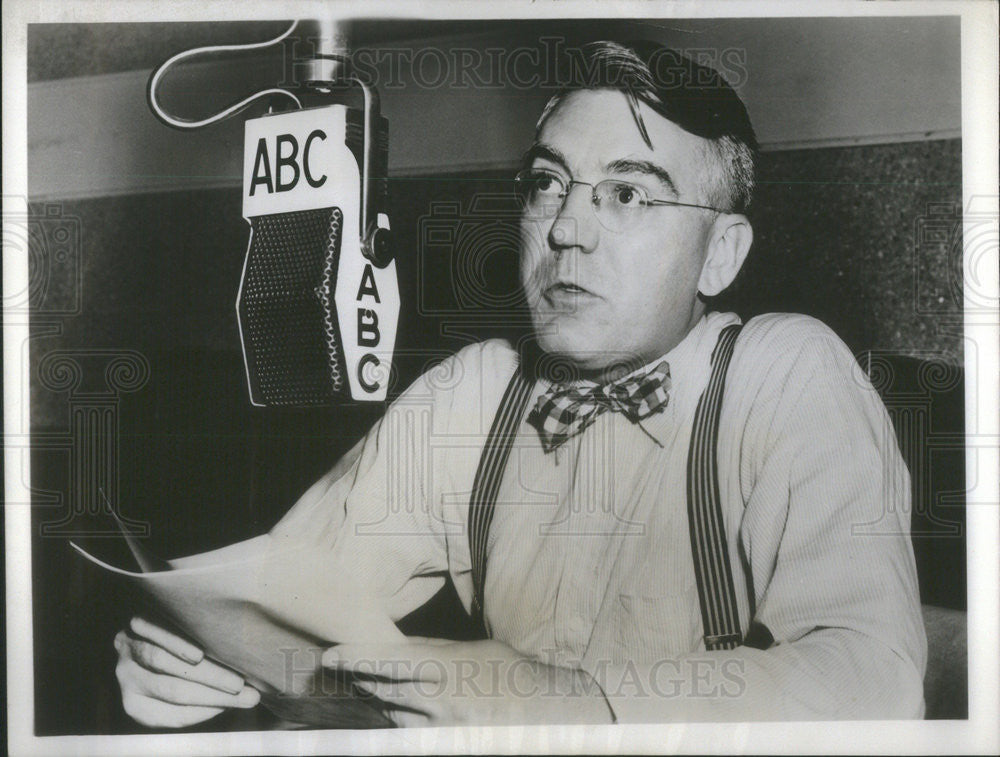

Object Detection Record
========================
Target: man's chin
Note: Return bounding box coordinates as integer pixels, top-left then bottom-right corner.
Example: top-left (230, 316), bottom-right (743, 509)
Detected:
top-left (534, 335), bottom-right (644, 380)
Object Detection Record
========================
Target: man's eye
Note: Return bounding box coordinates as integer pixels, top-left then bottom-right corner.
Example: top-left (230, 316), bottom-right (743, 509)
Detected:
top-left (609, 182), bottom-right (642, 207)
top-left (531, 173), bottom-right (563, 196)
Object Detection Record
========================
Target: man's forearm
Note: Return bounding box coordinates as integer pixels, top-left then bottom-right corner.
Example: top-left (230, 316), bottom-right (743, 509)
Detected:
top-left (588, 629), bottom-right (924, 722)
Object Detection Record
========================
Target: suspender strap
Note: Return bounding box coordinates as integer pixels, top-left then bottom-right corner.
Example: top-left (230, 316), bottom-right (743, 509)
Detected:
top-left (468, 324), bottom-right (753, 650)
top-left (686, 323), bottom-right (744, 651)
top-left (468, 366), bottom-right (534, 636)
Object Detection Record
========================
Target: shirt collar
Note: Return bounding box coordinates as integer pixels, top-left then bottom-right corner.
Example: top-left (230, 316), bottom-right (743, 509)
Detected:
top-left (542, 311), bottom-right (738, 390)
top-left (534, 312), bottom-right (742, 447)
top-left (641, 311), bottom-right (743, 440)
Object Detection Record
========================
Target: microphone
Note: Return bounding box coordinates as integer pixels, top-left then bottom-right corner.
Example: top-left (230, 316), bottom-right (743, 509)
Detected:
top-left (148, 20), bottom-right (398, 406)
top-left (237, 81), bottom-right (398, 405)
top-left (237, 25), bottom-right (398, 406)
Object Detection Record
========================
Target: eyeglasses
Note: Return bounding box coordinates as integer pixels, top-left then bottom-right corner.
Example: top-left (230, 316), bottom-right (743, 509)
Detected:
top-left (514, 168), bottom-right (726, 232)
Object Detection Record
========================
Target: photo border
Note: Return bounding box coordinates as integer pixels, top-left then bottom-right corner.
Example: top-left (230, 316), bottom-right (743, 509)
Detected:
top-left (4, 0), bottom-right (998, 754)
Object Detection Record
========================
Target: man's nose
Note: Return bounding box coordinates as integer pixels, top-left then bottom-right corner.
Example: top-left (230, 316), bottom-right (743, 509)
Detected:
top-left (547, 182), bottom-right (599, 254)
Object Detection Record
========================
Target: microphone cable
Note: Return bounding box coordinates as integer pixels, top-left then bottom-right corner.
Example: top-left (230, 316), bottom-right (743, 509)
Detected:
top-left (147, 20), bottom-right (303, 130)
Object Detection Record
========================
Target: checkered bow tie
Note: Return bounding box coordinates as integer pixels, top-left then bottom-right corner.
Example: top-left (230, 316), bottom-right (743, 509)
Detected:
top-left (527, 361), bottom-right (671, 452)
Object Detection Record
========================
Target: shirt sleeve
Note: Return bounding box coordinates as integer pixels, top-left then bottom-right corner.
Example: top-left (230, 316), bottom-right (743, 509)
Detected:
top-left (266, 353), bottom-right (463, 623)
top-left (593, 316), bottom-right (927, 721)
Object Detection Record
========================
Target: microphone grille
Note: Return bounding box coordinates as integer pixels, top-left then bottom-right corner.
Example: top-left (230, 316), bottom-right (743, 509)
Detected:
top-left (239, 207), bottom-right (346, 406)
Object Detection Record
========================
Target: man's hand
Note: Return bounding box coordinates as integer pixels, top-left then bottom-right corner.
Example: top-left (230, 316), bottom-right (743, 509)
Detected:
top-left (322, 638), bottom-right (614, 727)
top-left (114, 616), bottom-right (260, 728)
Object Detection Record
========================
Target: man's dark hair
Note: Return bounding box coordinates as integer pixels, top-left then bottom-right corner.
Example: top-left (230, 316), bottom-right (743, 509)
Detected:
top-left (536, 40), bottom-right (759, 214)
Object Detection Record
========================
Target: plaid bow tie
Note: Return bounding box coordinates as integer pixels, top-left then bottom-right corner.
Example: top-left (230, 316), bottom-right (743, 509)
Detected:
top-left (527, 361), bottom-right (671, 452)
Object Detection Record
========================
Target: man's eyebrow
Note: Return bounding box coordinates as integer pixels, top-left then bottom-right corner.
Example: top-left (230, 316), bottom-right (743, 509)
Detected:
top-left (522, 143), bottom-right (570, 172)
top-left (605, 159), bottom-right (679, 196)
top-left (521, 148), bottom-right (680, 196)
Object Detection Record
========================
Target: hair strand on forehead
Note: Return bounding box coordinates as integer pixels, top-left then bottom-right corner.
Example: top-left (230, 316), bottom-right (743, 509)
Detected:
top-left (624, 89), bottom-right (654, 149)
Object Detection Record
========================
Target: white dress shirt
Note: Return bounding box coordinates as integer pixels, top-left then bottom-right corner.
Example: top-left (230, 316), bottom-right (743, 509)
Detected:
top-left (272, 311), bottom-right (927, 721)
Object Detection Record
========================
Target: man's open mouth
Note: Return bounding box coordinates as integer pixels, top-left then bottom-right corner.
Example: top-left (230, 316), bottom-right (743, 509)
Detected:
top-left (545, 282), bottom-right (590, 296)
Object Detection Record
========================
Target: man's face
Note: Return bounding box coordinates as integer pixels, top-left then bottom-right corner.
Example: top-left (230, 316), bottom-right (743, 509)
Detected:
top-left (519, 89), bottom-right (720, 376)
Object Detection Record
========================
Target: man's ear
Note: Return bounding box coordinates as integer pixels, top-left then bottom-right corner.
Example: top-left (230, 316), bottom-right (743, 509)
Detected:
top-left (697, 214), bottom-right (753, 297)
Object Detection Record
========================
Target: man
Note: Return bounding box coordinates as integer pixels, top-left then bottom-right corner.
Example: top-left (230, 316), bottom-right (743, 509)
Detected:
top-left (114, 41), bottom-right (926, 727)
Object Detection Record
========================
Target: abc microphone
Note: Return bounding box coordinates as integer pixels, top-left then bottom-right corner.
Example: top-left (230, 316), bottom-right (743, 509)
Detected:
top-left (149, 21), bottom-right (399, 406)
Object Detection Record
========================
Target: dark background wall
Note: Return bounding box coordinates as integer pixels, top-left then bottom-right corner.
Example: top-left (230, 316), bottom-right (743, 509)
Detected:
top-left (23, 18), bottom-right (966, 735)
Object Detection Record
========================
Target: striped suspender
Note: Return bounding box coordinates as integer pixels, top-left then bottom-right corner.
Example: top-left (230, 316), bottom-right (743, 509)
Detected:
top-left (468, 367), bottom-right (535, 636)
top-left (686, 323), bottom-right (744, 650)
top-left (468, 324), bottom-right (751, 650)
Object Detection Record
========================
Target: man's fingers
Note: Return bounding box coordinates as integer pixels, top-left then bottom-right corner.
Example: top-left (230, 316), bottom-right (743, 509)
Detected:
top-left (124, 637), bottom-right (244, 695)
top-left (116, 628), bottom-right (244, 695)
top-left (129, 617), bottom-right (203, 665)
top-left (135, 665), bottom-right (260, 708)
top-left (115, 636), bottom-right (260, 728)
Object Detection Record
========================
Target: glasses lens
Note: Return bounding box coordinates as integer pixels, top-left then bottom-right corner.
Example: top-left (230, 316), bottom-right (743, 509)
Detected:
top-left (593, 180), bottom-right (647, 232)
top-left (516, 170), bottom-right (565, 218)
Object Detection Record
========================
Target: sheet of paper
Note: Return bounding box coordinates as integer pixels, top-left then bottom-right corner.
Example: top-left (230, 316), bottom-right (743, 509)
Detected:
top-left (71, 535), bottom-right (404, 727)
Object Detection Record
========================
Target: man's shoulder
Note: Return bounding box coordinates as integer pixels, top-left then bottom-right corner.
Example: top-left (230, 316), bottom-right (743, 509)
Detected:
top-left (736, 313), bottom-right (858, 370)
top-left (433, 338), bottom-right (519, 389)
top-left (452, 338), bottom-right (520, 369)
top-left (721, 313), bottom-right (886, 473)
top-left (729, 312), bottom-right (867, 402)
top-left (739, 312), bottom-right (846, 352)
top-left (396, 338), bottom-right (519, 409)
